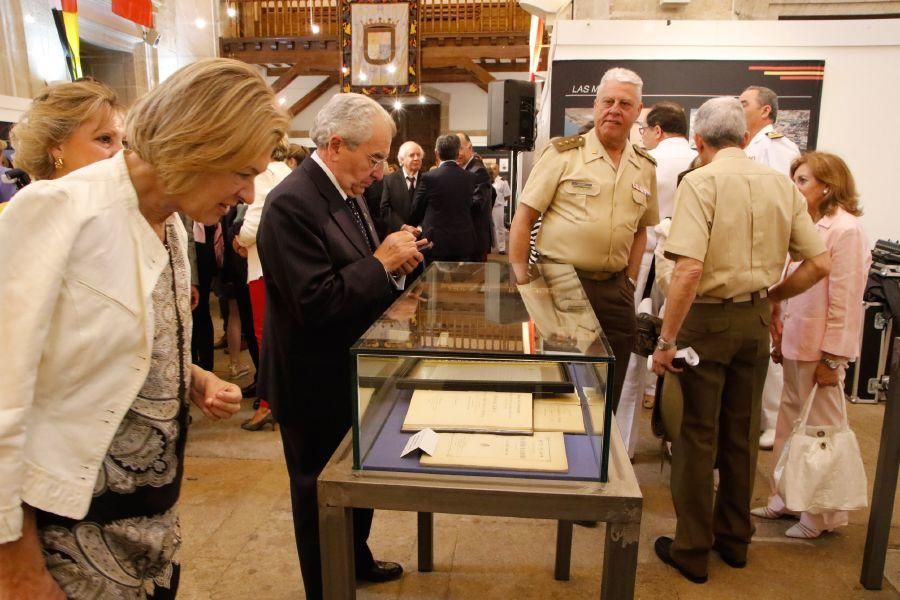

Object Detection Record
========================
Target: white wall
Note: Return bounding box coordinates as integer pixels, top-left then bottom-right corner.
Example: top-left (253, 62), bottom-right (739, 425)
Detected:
top-left (551, 19), bottom-right (900, 243)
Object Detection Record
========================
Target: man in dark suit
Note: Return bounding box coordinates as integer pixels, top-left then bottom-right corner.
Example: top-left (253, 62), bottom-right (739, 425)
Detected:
top-left (457, 132), bottom-right (494, 260)
top-left (408, 134), bottom-right (478, 263)
top-left (380, 140), bottom-right (424, 234)
top-left (258, 93), bottom-right (426, 600)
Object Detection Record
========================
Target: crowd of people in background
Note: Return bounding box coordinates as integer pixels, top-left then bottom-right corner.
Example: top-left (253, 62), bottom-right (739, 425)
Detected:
top-left (0, 60), bottom-right (872, 598)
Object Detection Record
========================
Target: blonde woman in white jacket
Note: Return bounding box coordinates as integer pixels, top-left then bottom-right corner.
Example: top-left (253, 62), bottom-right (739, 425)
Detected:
top-left (0, 59), bottom-right (288, 599)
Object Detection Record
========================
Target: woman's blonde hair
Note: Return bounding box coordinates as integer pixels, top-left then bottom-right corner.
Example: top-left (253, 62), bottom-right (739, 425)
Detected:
top-left (126, 58), bottom-right (290, 194)
top-left (10, 78), bottom-right (121, 180)
top-left (790, 151), bottom-right (862, 217)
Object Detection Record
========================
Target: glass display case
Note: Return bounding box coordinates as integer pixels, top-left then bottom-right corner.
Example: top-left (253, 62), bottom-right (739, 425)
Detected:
top-left (350, 262), bottom-right (617, 482)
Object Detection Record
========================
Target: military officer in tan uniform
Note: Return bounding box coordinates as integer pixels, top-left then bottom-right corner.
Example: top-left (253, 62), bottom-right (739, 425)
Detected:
top-left (510, 67), bottom-right (658, 408)
top-left (650, 97), bottom-right (830, 584)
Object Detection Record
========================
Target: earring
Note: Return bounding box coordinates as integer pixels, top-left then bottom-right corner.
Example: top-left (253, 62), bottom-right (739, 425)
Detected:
top-left (53, 156), bottom-right (64, 169)
top-left (823, 188), bottom-right (829, 195)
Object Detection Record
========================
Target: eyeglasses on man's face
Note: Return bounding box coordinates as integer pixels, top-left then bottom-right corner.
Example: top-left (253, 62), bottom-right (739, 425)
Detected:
top-left (365, 152), bottom-right (389, 170)
top-left (638, 122), bottom-right (656, 135)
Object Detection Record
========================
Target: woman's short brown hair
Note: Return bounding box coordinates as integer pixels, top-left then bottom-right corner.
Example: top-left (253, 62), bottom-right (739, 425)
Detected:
top-left (286, 143), bottom-right (308, 165)
top-left (790, 151), bottom-right (862, 217)
top-left (10, 78), bottom-right (121, 180)
top-left (126, 58), bottom-right (290, 194)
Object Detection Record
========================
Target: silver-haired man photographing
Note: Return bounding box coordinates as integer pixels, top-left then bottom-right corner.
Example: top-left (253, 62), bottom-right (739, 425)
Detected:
top-left (650, 96), bottom-right (829, 584)
top-left (259, 93), bottom-right (428, 599)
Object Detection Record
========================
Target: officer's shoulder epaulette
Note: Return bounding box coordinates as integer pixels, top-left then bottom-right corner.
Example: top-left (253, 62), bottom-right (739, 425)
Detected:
top-left (550, 135), bottom-right (585, 152)
top-left (632, 144), bottom-right (657, 166)
top-left (766, 131), bottom-right (785, 139)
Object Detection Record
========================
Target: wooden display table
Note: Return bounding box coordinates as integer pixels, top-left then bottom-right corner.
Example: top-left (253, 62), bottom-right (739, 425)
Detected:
top-left (317, 420), bottom-right (642, 599)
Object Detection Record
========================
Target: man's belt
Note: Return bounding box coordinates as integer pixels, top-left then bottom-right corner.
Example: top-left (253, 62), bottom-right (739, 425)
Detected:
top-left (694, 289), bottom-right (769, 304)
top-left (574, 268), bottom-right (621, 282)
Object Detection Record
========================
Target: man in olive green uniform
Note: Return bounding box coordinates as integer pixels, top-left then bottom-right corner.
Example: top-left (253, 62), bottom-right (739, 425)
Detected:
top-left (650, 97), bottom-right (830, 583)
top-left (509, 67), bottom-right (658, 408)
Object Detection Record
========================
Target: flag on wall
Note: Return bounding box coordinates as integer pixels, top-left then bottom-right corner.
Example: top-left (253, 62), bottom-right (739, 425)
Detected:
top-left (112, 0), bottom-right (154, 29)
top-left (51, 0), bottom-right (82, 80)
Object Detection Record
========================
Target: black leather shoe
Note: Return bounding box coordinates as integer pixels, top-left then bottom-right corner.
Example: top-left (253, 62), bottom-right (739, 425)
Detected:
top-left (356, 560), bottom-right (403, 583)
top-left (712, 542), bottom-right (747, 568)
top-left (654, 537), bottom-right (708, 584)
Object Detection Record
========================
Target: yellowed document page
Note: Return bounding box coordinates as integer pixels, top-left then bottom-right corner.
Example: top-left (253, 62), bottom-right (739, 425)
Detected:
top-left (409, 359), bottom-right (562, 383)
top-left (532, 400), bottom-right (605, 434)
top-left (420, 431), bottom-right (568, 472)
top-left (402, 390), bottom-right (533, 433)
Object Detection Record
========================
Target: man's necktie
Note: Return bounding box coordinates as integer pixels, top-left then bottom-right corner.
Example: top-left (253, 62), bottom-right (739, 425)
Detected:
top-left (407, 176), bottom-right (416, 203)
top-left (343, 196), bottom-right (375, 251)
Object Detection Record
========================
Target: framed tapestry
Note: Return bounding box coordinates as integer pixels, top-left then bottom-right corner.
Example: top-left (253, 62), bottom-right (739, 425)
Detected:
top-left (340, 0), bottom-right (421, 95)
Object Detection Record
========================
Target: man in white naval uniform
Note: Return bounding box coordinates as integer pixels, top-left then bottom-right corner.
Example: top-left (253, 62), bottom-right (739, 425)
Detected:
top-left (739, 85), bottom-right (801, 450)
top-left (617, 101), bottom-right (697, 457)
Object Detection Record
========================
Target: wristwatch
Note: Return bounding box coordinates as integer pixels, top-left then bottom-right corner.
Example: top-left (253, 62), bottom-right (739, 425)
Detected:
top-left (820, 357), bottom-right (844, 370)
top-left (656, 336), bottom-right (676, 351)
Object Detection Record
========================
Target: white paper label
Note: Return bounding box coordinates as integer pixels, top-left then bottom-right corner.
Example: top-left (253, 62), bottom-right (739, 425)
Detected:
top-left (401, 428), bottom-right (439, 457)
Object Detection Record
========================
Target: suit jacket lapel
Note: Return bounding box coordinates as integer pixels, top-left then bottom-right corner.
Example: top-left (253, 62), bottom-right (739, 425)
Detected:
top-left (304, 159), bottom-right (371, 257)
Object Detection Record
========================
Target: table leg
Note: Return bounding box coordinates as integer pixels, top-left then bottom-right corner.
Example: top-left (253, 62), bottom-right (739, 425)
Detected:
top-left (319, 504), bottom-right (356, 600)
top-left (601, 522), bottom-right (639, 600)
top-left (418, 512), bottom-right (434, 572)
top-left (554, 520), bottom-right (573, 581)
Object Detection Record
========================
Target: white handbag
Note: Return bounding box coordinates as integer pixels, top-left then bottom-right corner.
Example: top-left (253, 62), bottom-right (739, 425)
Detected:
top-left (773, 383), bottom-right (868, 514)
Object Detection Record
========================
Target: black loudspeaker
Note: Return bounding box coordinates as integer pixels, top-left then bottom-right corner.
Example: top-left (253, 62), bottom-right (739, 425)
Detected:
top-left (487, 80), bottom-right (535, 151)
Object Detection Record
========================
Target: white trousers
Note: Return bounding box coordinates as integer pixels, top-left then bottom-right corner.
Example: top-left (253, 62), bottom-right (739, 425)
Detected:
top-left (491, 204), bottom-right (507, 252)
top-left (761, 358), bottom-right (783, 432)
top-left (615, 247), bottom-right (655, 458)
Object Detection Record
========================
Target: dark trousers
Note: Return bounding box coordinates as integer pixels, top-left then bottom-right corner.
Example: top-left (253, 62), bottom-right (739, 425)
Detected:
top-left (578, 272), bottom-right (637, 411)
top-left (191, 239), bottom-right (215, 370)
top-left (234, 279), bottom-right (259, 369)
top-left (670, 299), bottom-right (770, 578)
top-left (279, 420), bottom-right (375, 600)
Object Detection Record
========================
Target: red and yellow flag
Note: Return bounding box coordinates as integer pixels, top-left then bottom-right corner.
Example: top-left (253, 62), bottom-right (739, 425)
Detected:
top-left (112, 0), bottom-right (154, 29)
top-left (60, 0), bottom-right (82, 78)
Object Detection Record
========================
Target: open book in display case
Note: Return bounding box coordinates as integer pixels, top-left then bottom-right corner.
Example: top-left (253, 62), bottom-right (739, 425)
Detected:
top-left (350, 261), bottom-right (617, 482)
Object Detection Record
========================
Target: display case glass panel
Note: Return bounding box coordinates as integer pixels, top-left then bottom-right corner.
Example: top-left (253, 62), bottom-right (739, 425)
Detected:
top-left (350, 262), bottom-right (616, 482)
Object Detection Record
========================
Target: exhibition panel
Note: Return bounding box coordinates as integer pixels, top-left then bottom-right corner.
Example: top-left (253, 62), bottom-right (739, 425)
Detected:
top-left (350, 261), bottom-right (617, 481)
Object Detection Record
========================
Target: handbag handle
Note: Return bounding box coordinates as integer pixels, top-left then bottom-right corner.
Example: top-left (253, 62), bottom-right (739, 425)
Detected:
top-left (794, 379), bottom-right (850, 432)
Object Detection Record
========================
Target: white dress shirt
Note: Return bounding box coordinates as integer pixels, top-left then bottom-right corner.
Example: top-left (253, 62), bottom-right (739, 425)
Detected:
top-left (745, 123), bottom-right (800, 177)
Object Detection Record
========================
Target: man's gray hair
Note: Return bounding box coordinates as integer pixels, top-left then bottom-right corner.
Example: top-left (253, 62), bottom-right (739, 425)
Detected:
top-left (398, 140), bottom-right (423, 161)
top-left (435, 134), bottom-right (460, 161)
top-left (310, 93), bottom-right (396, 150)
top-left (694, 96), bottom-right (747, 148)
top-left (744, 85), bottom-right (779, 122)
top-left (598, 68), bottom-right (643, 101)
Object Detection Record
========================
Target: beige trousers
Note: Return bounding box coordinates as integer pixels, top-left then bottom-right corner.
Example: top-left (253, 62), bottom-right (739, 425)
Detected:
top-left (766, 358), bottom-right (850, 530)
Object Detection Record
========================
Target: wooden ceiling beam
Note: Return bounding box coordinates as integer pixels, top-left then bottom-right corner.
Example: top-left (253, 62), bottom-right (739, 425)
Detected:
top-left (423, 45), bottom-right (530, 61)
top-left (272, 61), bottom-right (309, 93)
top-left (289, 74), bottom-right (339, 117)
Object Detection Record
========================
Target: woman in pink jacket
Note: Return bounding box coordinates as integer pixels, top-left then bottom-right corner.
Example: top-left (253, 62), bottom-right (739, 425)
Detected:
top-left (752, 151), bottom-right (870, 539)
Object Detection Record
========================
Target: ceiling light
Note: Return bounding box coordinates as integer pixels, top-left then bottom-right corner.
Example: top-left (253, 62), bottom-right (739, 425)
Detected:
top-left (226, 7), bottom-right (237, 18)
top-left (393, 99), bottom-right (403, 110)
top-left (341, 66), bottom-right (349, 75)
top-left (358, 71), bottom-right (367, 81)
top-left (278, 97), bottom-right (287, 106)
top-left (311, 23), bottom-right (320, 34)
top-left (386, 64), bottom-right (396, 74)
top-left (194, 18), bottom-right (207, 29)
top-left (418, 95), bottom-right (427, 104)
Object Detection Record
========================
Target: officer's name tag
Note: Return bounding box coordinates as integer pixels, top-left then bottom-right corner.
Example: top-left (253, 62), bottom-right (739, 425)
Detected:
top-left (632, 182), bottom-right (650, 197)
top-left (570, 181), bottom-right (594, 190)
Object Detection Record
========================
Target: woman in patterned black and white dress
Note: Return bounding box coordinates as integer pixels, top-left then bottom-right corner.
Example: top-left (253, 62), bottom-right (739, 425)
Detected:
top-left (0, 59), bottom-right (289, 599)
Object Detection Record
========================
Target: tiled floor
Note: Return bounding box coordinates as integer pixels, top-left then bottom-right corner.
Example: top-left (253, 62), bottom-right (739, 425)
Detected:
top-left (175, 345), bottom-right (899, 599)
